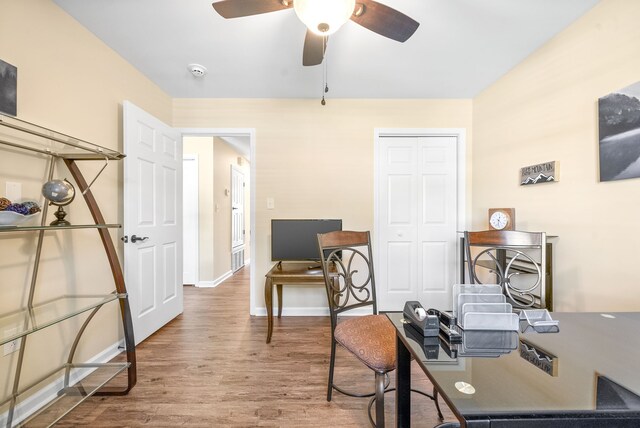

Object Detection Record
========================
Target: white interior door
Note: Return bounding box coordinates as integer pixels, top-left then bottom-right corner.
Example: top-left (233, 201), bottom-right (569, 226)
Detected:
top-left (124, 101), bottom-right (183, 345)
top-left (183, 154), bottom-right (198, 285)
top-left (377, 135), bottom-right (458, 311)
top-left (231, 165), bottom-right (245, 249)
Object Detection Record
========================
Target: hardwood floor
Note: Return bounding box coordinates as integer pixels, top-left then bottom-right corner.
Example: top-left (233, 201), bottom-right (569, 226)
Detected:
top-left (59, 266), bottom-right (454, 427)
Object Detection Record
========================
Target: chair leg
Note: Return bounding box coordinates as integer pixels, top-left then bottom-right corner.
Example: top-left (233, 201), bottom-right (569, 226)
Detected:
top-left (375, 372), bottom-right (385, 428)
top-left (327, 338), bottom-right (337, 402)
top-left (434, 386), bottom-right (444, 421)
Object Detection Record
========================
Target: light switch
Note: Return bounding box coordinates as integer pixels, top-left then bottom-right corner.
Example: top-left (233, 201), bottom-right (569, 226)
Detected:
top-left (5, 182), bottom-right (21, 201)
top-left (266, 197), bottom-right (275, 210)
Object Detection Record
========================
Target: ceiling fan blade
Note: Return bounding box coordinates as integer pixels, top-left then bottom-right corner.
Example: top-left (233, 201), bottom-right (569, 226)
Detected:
top-left (302, 30), bottom-right (326, 66)
top-left (350, 0), bottom-right (419, 43)
top-left (212, 0), bottom-right (292, 19)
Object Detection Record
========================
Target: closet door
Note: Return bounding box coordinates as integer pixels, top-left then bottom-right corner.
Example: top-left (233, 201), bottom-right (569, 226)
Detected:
top-left (377, 135), bottom-right (458, 311)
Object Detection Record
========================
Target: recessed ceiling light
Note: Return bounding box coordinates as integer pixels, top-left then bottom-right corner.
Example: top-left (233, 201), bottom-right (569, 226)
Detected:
top-left (187, 63), bottom-right (207, 78)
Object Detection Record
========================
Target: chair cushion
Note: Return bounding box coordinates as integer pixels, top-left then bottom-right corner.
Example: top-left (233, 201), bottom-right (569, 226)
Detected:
top-left (334, 314), bottom-right (396, 373)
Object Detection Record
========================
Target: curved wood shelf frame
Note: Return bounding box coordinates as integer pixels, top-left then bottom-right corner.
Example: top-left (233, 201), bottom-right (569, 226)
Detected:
top-left (65, 158), bottom-right (137, 395)
top-left (0, 115), bottom-right (136, 426)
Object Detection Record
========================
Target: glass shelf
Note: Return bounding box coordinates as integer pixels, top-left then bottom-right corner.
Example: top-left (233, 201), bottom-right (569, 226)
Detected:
top-left (0, 114), bottom-right (124, 160)
top-left (0, 294), bottom-right (124, 346)
top-left (3, 362), bottom-right (130, 427)
top-left (0, 224), bottom-right (121, 233)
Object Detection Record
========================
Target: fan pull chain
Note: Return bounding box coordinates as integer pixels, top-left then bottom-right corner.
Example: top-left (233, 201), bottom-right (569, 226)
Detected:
top-left (321, 36), bottom-right (328, 106)
top-left (324, 37), bottom-right (329, 94)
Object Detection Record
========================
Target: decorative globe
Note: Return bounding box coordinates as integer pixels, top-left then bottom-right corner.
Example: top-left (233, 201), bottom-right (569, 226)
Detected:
top-left (42, 179), bottom-right (76, 206)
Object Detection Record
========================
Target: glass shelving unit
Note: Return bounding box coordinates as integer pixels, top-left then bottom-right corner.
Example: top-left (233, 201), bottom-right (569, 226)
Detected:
top-left (0, 294), bottom-right (124, 346)
top-left (0, 113), bottom-right (136, 428)
top-left (6, 362), bottom-right (130, 427)
top-left (0, 224), bottom-right (121, 232)
top-left (0, 115), bottom-right (123, 161)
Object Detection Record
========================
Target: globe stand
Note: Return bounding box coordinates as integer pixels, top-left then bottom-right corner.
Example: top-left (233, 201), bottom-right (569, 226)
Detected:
top-left (50, 205), bottom-right (71, 226)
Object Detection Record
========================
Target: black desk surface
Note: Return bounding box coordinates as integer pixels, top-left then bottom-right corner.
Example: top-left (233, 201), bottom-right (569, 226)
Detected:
top-left (387, 311), bottom-right (640, 422)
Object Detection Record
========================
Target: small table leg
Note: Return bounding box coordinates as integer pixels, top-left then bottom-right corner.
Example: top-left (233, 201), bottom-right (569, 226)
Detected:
top-left (396, 335), bottom-right (411, 428)
top-left (276, 284), bottom-right (283, 318)
top-left (265, 277), bottom-right (273, 343)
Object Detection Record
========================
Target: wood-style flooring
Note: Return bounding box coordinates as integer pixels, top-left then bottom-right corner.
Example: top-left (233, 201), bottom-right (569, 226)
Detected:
top-left (59, 266), bottom-right (455, 427)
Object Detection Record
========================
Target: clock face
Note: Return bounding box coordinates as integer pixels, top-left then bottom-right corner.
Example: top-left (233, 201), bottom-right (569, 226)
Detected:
top-left (490, 211), bottom-right (509, 230)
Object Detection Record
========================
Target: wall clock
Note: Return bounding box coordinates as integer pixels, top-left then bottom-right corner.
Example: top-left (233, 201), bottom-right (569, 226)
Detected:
top-left (488, 208), bottom-right (515, 231)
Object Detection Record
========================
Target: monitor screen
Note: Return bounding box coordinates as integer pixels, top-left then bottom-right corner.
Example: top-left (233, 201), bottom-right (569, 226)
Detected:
top-left (271, 219), bottom-right (342, 261)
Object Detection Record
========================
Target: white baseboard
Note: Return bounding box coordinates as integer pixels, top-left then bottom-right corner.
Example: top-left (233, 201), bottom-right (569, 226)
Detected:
top-left (195, 270), bottom-right (233, 288)
top-left (0, 340), bottom-right (125, 426)
top-left (195, 280), bottom-right (215, 288)
top-left (214, 270), bottom-right (233, 286)
top-left (253, 306), bottom-right (372, 317)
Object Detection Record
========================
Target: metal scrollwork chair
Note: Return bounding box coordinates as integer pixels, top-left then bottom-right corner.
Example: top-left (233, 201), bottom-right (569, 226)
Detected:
top-left (464, 230), bottom-right (548, 309)
top-left (317, 230), bottom-right (441, 427)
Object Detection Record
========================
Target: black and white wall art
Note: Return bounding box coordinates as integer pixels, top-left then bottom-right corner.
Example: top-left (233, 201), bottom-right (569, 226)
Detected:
top-left (599, 81), bottom-right (640, 182)
top-left (0, 59), bottom-right (17, 116)
top-left (520, 161), bottom-right (558, 185)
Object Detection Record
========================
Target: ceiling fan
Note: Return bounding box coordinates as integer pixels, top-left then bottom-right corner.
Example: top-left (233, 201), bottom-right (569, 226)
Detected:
top-left (211, 0), bottom-right (419, 66)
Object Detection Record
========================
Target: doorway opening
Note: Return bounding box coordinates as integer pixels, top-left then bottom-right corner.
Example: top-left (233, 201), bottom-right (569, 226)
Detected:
top-left (180, 129), bottom-right (256, 313)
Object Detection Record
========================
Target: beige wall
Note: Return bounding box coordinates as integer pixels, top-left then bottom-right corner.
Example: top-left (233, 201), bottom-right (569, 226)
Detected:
top-left (243, 156), bottom-right (251, 267)
top-left (472, 0), bottom-right (640, 311)
top-left (173, 99), bottom-right (473, 312)
top-left (184, 137), bottom-right (215, 282)
top-left (213, 138), bottom-right (232, 279)
top-left (0, 0), bottom-right (171, 402)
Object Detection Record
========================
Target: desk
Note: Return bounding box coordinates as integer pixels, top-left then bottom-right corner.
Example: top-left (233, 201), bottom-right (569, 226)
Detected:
top-left (387, 312), bottom-right (640, 427)
top-left (264, 262), bottom-right (331, 344)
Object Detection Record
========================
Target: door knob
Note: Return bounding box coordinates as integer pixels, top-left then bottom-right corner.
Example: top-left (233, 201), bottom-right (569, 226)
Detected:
top-left (130, 234), bottom-right (149, 243)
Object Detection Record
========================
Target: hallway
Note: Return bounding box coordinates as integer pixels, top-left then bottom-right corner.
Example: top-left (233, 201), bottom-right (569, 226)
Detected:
top-left (61, 267), bottom-right (451, 426)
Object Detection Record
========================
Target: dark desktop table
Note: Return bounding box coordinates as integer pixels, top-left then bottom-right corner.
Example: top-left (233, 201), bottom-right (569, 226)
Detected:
top-left (386, 312), bottom-right (640, 427)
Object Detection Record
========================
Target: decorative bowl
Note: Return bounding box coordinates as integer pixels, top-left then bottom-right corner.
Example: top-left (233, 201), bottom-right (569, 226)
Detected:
top-left (0, 211), bottom-right (39, 227)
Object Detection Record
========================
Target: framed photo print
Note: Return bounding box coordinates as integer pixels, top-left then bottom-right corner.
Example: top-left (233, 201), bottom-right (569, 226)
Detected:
top-left (599, 81), bottom-right (640, 182)
top-left (0, 59), bottom-right (17, 116)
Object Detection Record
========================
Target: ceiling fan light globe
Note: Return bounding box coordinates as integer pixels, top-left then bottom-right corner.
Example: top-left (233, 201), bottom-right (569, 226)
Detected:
top-left (294, 0), bottom-right (355, 36)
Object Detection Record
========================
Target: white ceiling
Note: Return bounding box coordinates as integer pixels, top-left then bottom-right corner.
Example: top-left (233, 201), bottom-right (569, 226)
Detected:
top-left (53, 0), bottom-right (600, 99)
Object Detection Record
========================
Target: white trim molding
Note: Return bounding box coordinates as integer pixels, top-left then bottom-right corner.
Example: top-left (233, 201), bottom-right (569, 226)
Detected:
top-left (195, 270), bottom-right (233, 288)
